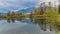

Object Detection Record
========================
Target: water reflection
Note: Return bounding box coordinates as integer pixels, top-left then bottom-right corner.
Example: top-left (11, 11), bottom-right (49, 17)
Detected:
top-left (11, 18), bottom-right (15, 23)
top-left (0, 14), bottom-right (54, 32)
top-left (7, 19), bottom-right (10, 23)
top-left (6, 17), bottom-right (48, 31)
top-left (7, 18), bottom-right (15, 23)
top-left (34, 18), bottom-right (47, 31)
top-left (7, 17), bottom-right (23, 23)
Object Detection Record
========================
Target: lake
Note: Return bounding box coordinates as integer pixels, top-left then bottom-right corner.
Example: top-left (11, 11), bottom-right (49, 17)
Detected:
top-left (0, 18), bottom-right (56, 34)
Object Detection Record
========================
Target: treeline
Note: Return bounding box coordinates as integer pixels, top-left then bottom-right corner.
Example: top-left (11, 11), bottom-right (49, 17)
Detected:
top-left (34, 2), bottom-right (60, 32)
top-left (2, 11), bottom-right (25, 22)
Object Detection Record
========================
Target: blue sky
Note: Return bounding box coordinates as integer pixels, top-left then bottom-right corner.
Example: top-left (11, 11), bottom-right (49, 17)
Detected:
top-left (0, 0), bottom-right (58, 13)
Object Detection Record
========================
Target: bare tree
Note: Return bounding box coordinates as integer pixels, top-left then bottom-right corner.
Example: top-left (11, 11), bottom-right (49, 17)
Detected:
top-left (58, 0), bottom-right (60, 13)
top-left (49, 2), bottom-right (51, 8)
top-left (40, 2), bottom-right (46, 15)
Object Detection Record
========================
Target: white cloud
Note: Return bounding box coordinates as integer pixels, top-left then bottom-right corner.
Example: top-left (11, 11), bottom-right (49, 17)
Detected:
top-left (0, 0), bottom-right (41, 7)
top-left (0, 0), bottom-right (58, 7)
top-left (0, 0), bottom-right (58, 12)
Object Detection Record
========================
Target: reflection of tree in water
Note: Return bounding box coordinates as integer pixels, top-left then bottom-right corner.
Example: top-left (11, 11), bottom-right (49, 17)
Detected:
top-left (17, 18), bottom-right (23, 22)
top-left (29, 12), bottom-right (33, 22)
top-left (40, 19), bottom-right (46, 31)
top-left (7, 18), bottom-right (23, 23)
top-left (7, 18), bottom-right (15, 23)
top-left (11, 18), bottom-right (15, 23)
top-left (7, 19), bottom-right (10, 23)
top-left (34, 18), bottom-right (47, 31)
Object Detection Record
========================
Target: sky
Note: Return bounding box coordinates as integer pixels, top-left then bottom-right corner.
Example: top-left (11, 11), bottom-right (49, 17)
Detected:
top-left (0, 0), bottom-right (58, 13)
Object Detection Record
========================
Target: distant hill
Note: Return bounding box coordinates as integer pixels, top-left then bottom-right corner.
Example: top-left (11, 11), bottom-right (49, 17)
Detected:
top-left (18, 7), bottom-right (35, 14)
top-left (0, 12), bottom-right (7, 14)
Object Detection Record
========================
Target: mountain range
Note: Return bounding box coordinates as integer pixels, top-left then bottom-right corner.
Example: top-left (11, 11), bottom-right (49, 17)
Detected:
top-left (0, 7), bottom-right (36, 14)
top-left (18, 7), bottom-right (35, 14)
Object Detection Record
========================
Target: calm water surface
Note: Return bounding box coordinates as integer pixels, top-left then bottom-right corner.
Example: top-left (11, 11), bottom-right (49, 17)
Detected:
top-left (0, 18), bottom-right (56, 34)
